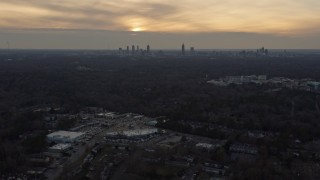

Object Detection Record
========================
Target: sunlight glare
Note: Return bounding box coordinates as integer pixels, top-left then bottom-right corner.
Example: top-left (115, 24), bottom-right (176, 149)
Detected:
top-left (131, 27), bottom-right (143, 32)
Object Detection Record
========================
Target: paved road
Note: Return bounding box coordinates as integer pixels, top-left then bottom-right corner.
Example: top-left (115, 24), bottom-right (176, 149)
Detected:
top-left (44, 129), bottom-right (109, 180)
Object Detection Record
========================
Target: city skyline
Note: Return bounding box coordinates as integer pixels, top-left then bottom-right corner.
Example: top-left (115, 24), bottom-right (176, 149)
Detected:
top-left (1, 29), bottom-right (320, 50)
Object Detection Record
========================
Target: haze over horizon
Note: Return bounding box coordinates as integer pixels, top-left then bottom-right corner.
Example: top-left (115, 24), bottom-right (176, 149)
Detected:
top-left (0, 0), bottom-right (320, 49)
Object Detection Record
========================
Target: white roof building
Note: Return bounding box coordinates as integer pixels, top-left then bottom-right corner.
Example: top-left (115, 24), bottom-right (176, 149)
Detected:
top-left (196, 143), bottom-right (213, 149)
top-left (47, 130), bottom-right (85, 143)
top-left (196, 142), bottom-right (223, 150)
top-left (106, 128), bottom-right (158, 138)
top-left (49, 143), bottom-right (72, 152)
top-left (124, 128), bottom-right (158, 137)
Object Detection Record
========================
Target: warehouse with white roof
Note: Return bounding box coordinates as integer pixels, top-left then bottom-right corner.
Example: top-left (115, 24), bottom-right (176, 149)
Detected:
top-left (47, 130), bottom-right (85, 143)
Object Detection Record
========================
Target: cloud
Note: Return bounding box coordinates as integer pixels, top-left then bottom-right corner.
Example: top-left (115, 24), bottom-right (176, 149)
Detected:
top-left (0, 0), bottom-right (319, 35)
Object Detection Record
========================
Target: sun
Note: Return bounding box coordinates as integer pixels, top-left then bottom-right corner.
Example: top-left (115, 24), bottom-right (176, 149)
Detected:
top-left (131, 27), bottom-right (143, 32)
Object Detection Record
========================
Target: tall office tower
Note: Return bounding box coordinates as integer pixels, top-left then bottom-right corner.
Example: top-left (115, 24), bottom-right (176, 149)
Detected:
top-left (132, 45), bottom-right (135, 54)
top-left (190, 47), bottom-right (195, 53)
top-left (137, 45), bottom-right (140, 51)
top-left (147, 45), bottom-right (150, 53)
top-left (182, 43), bottom-right (185, 55)
top-left (127, 46), bottom-right (130, 54)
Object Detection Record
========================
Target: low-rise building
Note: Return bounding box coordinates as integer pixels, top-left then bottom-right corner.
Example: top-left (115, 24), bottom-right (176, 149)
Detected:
top-left (196, 140), bottom-right (225, 151)
top-left (307, 81), bottom-right (320, 91)
top-left (196, 143), bottom-right (214, 150)
top-left (48, 143), bottom-right (71, 153)
top-left (47, 130), bottom-right (85, 143)
top-left (105, 128), bottom-right (158, 142)
top-left (145, 120), bottom-right (158, 126)
top-left (229, 143), bottom-right (258, 155)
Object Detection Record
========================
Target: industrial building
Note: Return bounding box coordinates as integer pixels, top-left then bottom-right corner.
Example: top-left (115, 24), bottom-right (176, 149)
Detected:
top-left (49, 143), bottom-right (72, 153)
top-left (46, 130), bottom-right (85, 143)
top-left (105, 128), bottom-right (158, 142)
top-left (106, 128), bottom-right (158, 137)
top-left (145, 120), bottom-right (158, 126)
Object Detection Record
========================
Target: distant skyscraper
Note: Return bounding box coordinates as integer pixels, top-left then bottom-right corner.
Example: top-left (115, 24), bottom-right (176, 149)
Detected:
top-left (132, 45), bottom-right (135, 54)
top-left (147, 45), bottom-right (150, 53)
top-left (137, 45), bottom-right (140, 52)
top-left (127, 46), bottom-right (129, 54)
top-left (182, 43), bottom-right (185, 55)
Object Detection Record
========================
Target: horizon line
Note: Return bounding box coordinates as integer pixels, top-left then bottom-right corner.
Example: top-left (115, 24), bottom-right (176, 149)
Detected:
top-left (1, 48), bottom-right (320, 51)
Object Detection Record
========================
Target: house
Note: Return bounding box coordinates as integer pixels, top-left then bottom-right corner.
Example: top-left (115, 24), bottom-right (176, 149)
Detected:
top-left (229, 143), bottom-right (258, 155)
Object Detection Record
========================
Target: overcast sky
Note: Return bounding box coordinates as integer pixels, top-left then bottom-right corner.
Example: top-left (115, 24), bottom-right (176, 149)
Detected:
top-left (0, 0), bottom-right (320, 49)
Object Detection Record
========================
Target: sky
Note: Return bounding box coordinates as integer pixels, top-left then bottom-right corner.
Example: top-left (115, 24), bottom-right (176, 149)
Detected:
top-left (0, 0), bottom-right (320, 49)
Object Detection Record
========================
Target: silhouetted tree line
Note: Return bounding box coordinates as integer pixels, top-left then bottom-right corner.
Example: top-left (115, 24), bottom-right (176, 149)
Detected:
top-left (1, 51), bottom-right (320, 172)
